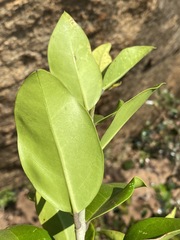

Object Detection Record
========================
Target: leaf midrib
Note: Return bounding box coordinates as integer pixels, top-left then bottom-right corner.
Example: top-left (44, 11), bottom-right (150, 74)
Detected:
top-left (37, 72), bottom-right (73, 210)
top-left (69, 35), bottom-right (87, 109)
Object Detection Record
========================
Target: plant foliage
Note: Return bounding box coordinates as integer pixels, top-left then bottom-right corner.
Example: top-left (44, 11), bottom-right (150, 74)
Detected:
top-left (1, 11), bottom-right (179, 240)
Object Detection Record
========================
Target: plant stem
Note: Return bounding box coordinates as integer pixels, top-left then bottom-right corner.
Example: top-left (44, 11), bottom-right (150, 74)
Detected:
top-left (89, 106), bottom-right (95, 119)
top-left (73, 209), bottom-right (86, 240)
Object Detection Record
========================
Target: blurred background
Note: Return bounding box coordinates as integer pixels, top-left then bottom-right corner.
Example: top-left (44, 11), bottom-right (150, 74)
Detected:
top-left (0, 0), bottom-right (180, 236)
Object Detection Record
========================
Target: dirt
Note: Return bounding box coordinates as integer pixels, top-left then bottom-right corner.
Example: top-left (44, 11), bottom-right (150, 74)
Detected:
top-left (0, 189), bottom-right (38, 229)
top-left (0, 0), bottom-right (180, 234)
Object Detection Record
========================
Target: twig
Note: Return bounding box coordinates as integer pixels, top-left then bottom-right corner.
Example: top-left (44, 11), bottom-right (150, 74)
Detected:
top-left (73, 209), bottom-right (86, 240)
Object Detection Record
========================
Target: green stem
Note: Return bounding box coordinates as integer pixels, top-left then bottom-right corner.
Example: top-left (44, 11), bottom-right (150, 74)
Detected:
top-left (74, 209), bottom-right (86, 240)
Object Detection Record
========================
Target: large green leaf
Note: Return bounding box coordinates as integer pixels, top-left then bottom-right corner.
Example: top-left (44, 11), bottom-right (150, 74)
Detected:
top-left (0, 225), bottom-right (51, 240)
top-left (48, 12), bottom-right (102, 110)
top-left (86, 177), bottom-right (145, 221)
top-left (103, 46), bottom-right (155, 90)
top-left (35, 192), bottom-right (75, 240)
top-left (99, 229), bottom-right (125, 240)
top-left (92, 43), bottom-right (112, 72)
top-left (101, 84), bottom-right (164, 149)
top-left (15, 69), bottom-right (104, 213)
top-left (124, 218), bottom-right (180, 240)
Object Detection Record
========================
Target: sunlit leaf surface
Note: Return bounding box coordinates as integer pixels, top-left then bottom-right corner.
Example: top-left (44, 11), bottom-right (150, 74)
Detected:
top-left (0, 225), bottom-right (51, 240)
top-left (15, 70), bottom-right (104, 213)
top-left (124, 218), bottom-right (180, 240)
top-left (103, 46), bottom-right (155, 90)
top-left (101, 84), bottom-right (164, 149)
top-left (48, 12), bottom-right (102, 110)
top-left (93, 43), bottom-right (112, 72)
top-left (86, 177), bottom-right (145, 221)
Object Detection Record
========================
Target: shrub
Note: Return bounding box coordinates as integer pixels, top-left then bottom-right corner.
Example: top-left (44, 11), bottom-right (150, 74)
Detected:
top-left (1, 12), bottom-right (180, 240)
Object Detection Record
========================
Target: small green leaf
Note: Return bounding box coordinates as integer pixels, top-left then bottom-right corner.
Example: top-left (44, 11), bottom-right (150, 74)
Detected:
top-left (124, 218), bottom-right (180, 240)
top-left (86, 177), bottom-right (145, 221)
top-left (99, 229), bottom-right (125, 240)
top-left (94, 112), bottom-right (113, 125)
top-left (48, 12), bottom-right (102, 110)
top-left (15, 69), bottom-right (104, 213)
top-left (0, 225), bottom-right (51, 240)
top-left (103, 46), bottom-right (155, 90)
top-left (109, 81), bottom-right (122, 90)
top-left (166, 207), bottom-right (177, 218)
top-left (35, 192), bottom-right (75, 240)
top-left (101, 84), bottom-right (164, 149)
top-left (93, 43), bottom-right (112, 72)
top-left (94, 100), bottom-right (124, 125)
top-left (85, 223), bottom-right (95, 240)
top-left (94, 114), bottom-right (105, 124)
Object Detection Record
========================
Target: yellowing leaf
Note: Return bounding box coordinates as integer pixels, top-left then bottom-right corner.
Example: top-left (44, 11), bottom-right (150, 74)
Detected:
top-left (93, 43), bottom-right (112, 72)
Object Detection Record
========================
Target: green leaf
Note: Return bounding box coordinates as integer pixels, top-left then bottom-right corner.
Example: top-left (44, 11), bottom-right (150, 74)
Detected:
top-left (0, 225), bottom-right (51, 240)
top-left (15, 69), bottom-right (104, 213)
top-left (94, 100), bottom-right (124, 125)
top-left (94, 114), bottom-right (105, 124)
top-left (48, 12), bottom-right (102, 110)
top-left (35, 192), bottom-right (75, 240)
top-left (86, 177), bottom-right (145, 221)
top-left (103, 46), bottom-right (155, 90)
top-left (99, 229), bottom-right (125, 240)
top-left (149, 229), bottom-right (180, 240)
top-left (166, 207), bottom-right (176, 218)
top-left (124, 218), bottom-right (180, 240)
top-left (85, 223), bottom-right (95, 240)
top-left (101, 84), bottom-right (164, 149)
top-left (0, 230), bottom-right (16, 240)
top-left (92, 43), bottom-right (112, 72)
